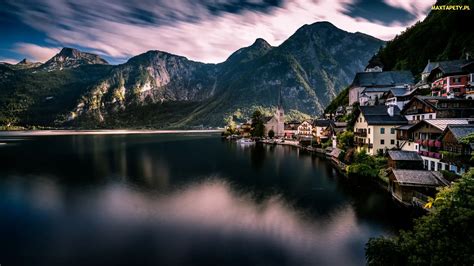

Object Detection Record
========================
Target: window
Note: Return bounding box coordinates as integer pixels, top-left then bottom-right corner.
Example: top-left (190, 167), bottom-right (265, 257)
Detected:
top-left (412, 116), bottom-right (415, 121)
top-left (421, 115), bottom-right (424, 119)
top-left (368, 138), bottom-right (370, 143)
top-left (444, 164), bottom-right (448, 171)
top-left (417, 115), bottom-right (420, 120)
top-left (437, 163), bottom-right (442, 171)
top-left (390, 139), bottom-right (395, 145)
top-left (380, 139), bottom-right (385, 145)
top-left (368, 128), bottom-right (371, 134)
top-left (380, 128), bottom-right (385, 134)
top-left (430, 161), bottom-right (435, 171)
top-left (390, 128), bottom-right (395, 134)
top-left (424, 160), bottom-right (428, 169)
top-left (429, 114), bottom-right (433, 119)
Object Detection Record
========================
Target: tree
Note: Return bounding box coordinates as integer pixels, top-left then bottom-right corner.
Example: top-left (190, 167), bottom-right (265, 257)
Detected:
top-left (251, 110), bottom-right (265, 137)
top-left (223, 115), bottom-right (237, 136)
top-left (366, 169), bottom-right (474, 265)
top-left (336, 131), bottom-right (354, 150)
top-left (268, 129), bottom-right (275, 139)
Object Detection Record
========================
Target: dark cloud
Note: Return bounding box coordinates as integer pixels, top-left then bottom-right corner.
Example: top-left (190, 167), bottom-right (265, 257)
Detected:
top-left (342, 0), bottom-right (415, 25)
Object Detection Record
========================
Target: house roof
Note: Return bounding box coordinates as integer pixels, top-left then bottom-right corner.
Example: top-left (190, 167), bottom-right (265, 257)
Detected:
top-left (388, 87), bottom-right (415, 97)
top-left (401, 96), bottom-right (474, 114)
top-left (423, 119), bottom-right (469, 131)
top-left (332, 121), bottom-right (348, 128)
top-left (351, 71), bottom-right (414, 87)
top-left (330, 147), bottom-right (342, 158)
top-left (422, 61), bottom-right (439, 74)
top-left (263, 116), bottom-right (274, 123)
top-left (313, 119), bottom-right (331, 127)
top-left (396, 123), bottom-right (417, 131)
top-left (391, 170), bottom-right (449, 187)
top-left (428, 59), bottom-right (471, 76)
top-left (360, 105), bottom-right (407, 125)
top-left (388, 150), bottom-right (422, 161)
top-left (362, 87), bottom-right (394, 93)
top-left (442, 124), bottom-right (474, 141)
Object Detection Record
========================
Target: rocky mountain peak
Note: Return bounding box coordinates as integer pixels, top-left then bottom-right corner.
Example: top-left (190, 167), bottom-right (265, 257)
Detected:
top-left (252, 38), bottom-right (272, 49)
top-left (41, 47), bottom-right (109, 71)
top-left (17, 58), bottom-right (30, 65)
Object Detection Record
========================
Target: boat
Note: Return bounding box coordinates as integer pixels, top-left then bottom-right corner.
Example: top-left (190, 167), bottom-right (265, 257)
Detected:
top-left (237, 138), bottom-right (255, 145)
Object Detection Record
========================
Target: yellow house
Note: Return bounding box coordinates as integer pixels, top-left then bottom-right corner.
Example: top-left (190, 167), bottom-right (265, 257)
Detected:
top-left (354, 105), bottom-right (408, 155)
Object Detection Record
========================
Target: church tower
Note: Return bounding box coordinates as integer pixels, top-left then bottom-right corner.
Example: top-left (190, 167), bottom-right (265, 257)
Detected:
top-left (275, 87), bottom-right (285, 136)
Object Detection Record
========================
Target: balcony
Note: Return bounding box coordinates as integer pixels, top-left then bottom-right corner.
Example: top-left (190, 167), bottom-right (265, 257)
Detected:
top-left (354, 131), bottom-right (367, 137)
top-left (418, 151), bottom-right (441, 159)
top-left (405, 108), bottom-right (424, 115)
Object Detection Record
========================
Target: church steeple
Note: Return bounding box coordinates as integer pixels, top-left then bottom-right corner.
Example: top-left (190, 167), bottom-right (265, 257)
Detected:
top-left (278, 87), bottom-right (282, 109)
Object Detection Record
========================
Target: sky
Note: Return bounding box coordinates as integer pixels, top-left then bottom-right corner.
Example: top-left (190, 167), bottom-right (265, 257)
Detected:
top-left (0, 0), bottom-right (435, 65)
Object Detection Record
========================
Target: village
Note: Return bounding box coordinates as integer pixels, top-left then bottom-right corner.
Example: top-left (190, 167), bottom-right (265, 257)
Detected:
top-left (224, 56), bottom-right (474, 210)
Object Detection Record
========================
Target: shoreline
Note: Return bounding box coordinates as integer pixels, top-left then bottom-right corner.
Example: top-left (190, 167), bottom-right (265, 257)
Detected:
top-left (0, 129), bottom-right (224, 136)
top-left (258, 139), bottom-right (391, 192)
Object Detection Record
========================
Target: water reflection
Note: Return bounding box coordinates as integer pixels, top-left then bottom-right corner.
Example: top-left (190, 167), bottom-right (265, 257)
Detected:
top-left (0, 133), bottom-right (414, 266)
top-left (1, 177), bottom-right (378, 266)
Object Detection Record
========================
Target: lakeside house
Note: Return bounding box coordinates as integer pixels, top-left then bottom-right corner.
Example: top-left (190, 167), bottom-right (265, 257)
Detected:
top-left (382, 87), bottom-right (421, 111)
top-left (348, 70), bottom-right (414, 106)
top-left (397, 119), bottom-right (470, 172)
top-left (354, 105), bottom-right (407, 155)
top-left (325, 121), bottom-right (347, 148)
top-left (312, 119), bottom-right (331, 144)
top-left (387, 150), bottom-right (423, 170)
top-left (297, 120), bottom-right (313, 139)
top-left (439, 124), bottom-right (474, 175)
top-left (426, 59), bottom-right (473, 97)
top-left (284, 121), bottom-right (300, 139)
top-left (388, 169), bottom-right (450, 206)
top-left (239, 122), bottom-right (252, 138)
top-left (400, 96), bottom-right (474, 122)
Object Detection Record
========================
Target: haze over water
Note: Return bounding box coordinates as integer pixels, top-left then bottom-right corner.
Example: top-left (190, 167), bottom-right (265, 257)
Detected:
top-left (0, 133), bottom-right (413, 265)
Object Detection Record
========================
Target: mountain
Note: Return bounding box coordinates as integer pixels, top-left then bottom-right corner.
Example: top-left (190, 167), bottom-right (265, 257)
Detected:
top-left (41, 47), bottom-right (109, 71)
top-left (0, 58), bottom-right (42, 70)
top-left (374, 0), bottom-right (474, 76)
top-left (0, 21), bottom-right (383, 129)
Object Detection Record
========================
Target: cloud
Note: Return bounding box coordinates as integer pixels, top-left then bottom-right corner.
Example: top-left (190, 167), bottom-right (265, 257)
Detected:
top-left (14, 43), bottom-right (60, 62)
top-left (6, 0), bottom-right (434, 63)
top-left (384, 0), bottom-right (434, 19)
top-left (0, 57), bottom-right (19, 64)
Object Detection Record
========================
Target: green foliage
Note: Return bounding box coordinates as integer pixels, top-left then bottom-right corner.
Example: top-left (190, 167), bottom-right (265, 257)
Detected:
top-left (0, 65), bottom-right (113, 127)
top-left (250, 110), bottom-right (265, 137)
top-left (268, 129), bottom-right (275, 138)
top-left (366, 237), bottom-right (404, 266)
top-left (324, 86), bottom-right (349, 114)
top-left (347, 163), bottom-right (377, 178)
top-left (347, 150), bottom-right (387, 181)
top-left (223, 115), bottom-right (237, 135)
top-left (336, 131), bottom-right (354, 150)
top-left (375, 0), bottom-right (474, 76)
top-left (441, 170), bottom-right (461, 182)
top-left (366, 169), bottom-right (474, 265)
top-left (459, 132), bottom-right (474, 145)
top-left (321, 138), bottom-right (332, 149)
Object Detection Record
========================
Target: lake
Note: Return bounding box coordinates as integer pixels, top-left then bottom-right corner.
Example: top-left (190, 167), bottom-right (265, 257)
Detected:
top-left (0, 132), bottom-right (414, 266)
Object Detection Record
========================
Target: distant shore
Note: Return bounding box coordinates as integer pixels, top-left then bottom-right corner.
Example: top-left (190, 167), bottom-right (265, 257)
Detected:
top-left (0, 129), bottom-right (224, 136)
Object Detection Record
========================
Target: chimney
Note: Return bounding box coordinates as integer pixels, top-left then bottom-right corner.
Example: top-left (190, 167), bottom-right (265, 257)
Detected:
top-left (387, 105), bottom-right (394, 117)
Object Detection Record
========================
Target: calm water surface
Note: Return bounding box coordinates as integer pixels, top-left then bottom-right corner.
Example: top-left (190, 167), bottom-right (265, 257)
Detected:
top-left (0, 133), bottom-right (413, 266)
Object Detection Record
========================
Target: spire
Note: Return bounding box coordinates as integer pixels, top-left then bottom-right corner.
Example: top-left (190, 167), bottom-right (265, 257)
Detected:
top-left (278, 87), bottom-right (282, 108)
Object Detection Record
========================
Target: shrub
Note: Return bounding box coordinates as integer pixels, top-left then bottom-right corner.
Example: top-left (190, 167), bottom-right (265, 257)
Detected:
top-left (366, 169), bottom-right (474, 265)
